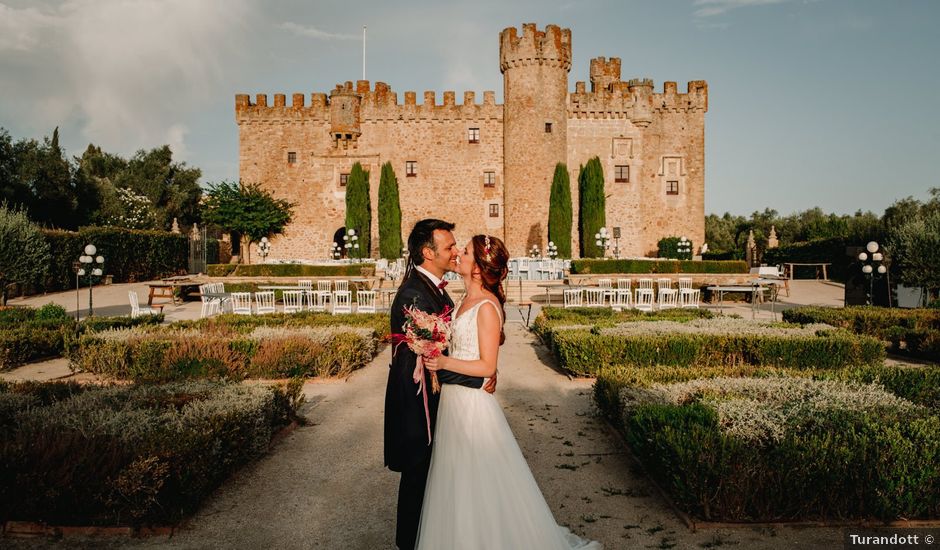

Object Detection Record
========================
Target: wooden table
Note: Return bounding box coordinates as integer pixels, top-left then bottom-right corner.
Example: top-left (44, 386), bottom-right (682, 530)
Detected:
top-left (147, 280), bottom-right (199, 305)
top-left (784, 262), bottom-right (831, 281)
top-left (706, 284), bottom-right (767, 319)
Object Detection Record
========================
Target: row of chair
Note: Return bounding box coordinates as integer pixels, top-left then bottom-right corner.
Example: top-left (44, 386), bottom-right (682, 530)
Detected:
top-left (229, 290), bottom-right (377, 316)
top-left (563, 287), bottom-right (701, 311)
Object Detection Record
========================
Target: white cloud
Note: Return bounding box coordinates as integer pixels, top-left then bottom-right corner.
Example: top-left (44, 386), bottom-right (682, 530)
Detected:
top-left (279, 22), bottom-right (359, 41)
top-left (0, 0), bottom-right (252, 161)
top-left (693, 0), bottom-right (789, 18)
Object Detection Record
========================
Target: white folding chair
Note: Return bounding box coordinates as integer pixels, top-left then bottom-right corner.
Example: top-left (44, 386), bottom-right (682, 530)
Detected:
top-left (583, 288), bottom-right (605, 308)
top-left (657, 278), bottom-right (672, 292)
top-left (334, 280), bottom-right (349, 292)
top-left (517, 258), bottom-right (530, 279)
top-left (678, 277), bottom-right (693, 291)
top-left (198, 284), bottom-right (219, 318)
top-left (129, 291), bottom-right (162, 317)
top-left (356, 290), bottom-right (377, 314)
top-left (637, 278), bottom-right (654, 291)
top-left (306, 290), bottom-right (326, 312)
top-left (611, 289), bottom-right (633, 311)
top-left (634, 288), bottom-right (655, 312)
top-left (563, 289), bottom-right (583, 308)
top-left (617, 278), bottom-right (632, 291)
top-left (659, 288), bottom-right (679, 310)
top-left (317, 280), bottom-right (332, 307)
top-left (597, 279), bottom-right (614, 303)
top-left (231, 292), bottom-right (252, 315)
top-left (680, 288), bottom-right (701, 309)
top-left (282, 290), bottom-right (305, 313)
top-left (255, 291), bottom-right (276, 314)
top-left (332, 290), bottom-right (352, 314)
top-left (298, 280), bottom-right (313, 291)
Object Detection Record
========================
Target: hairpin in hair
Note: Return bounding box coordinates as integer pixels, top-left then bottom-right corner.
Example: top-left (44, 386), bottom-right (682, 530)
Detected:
top-left (483, 235), bottom-right (492, 262)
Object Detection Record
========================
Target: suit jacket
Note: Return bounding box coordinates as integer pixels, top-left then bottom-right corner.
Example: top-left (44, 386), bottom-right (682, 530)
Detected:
top-left (383, 270), bottom-right (484, 472)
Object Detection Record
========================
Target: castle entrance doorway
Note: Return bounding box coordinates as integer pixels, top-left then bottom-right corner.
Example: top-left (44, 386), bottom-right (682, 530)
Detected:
top-left (332, 227), bottom-right (346, 259)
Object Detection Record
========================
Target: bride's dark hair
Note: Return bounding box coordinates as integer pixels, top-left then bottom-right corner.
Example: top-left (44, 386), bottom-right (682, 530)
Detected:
top-left (470, 234), bottom-right (510, 345)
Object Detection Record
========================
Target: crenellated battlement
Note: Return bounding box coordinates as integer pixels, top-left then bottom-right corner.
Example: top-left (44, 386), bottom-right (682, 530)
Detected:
top-left (589, 57), bottom-right (621, 93)
top-left (499, 23), bottom-right (572, 73)
top-left (235, 81), bottom-right (502, 124)
top-left (568, 78), bottom-right (707, 121)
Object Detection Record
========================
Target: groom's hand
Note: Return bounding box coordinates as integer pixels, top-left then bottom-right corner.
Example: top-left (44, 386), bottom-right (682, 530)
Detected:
top-left (483, 370), bottom-right (497, 394)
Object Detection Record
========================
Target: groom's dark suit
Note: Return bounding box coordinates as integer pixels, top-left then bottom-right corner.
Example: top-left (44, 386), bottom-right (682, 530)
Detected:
top-left (384, 269), bottom-right (483, 549)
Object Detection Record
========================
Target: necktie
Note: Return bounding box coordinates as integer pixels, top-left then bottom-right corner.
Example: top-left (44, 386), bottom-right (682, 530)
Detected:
top-left (437, 280), bottom-right (448, 291)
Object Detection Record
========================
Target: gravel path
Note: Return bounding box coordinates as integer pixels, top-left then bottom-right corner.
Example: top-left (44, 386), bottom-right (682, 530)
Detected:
top-left (5, 322), bottom-right (844, 549)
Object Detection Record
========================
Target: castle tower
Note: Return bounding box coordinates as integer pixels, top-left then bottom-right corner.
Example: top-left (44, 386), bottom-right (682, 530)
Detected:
top-left (499, 23), bottom-right (572, 257)
top-left (329, 81), bottom-right (361, 148)
top-left (589, 57), bottom-right (621, 93)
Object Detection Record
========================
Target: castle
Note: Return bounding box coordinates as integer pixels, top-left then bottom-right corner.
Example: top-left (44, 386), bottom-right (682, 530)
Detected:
top-left (235, 23), bottom-right (707, 261)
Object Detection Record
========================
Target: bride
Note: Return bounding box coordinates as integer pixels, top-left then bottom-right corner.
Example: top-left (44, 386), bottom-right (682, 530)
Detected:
top-left (419, 235), bottom-right (601, 550)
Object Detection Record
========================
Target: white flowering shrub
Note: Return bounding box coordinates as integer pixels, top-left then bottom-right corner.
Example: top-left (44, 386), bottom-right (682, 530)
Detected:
top-left (102, 187), bottom-right (158, 229)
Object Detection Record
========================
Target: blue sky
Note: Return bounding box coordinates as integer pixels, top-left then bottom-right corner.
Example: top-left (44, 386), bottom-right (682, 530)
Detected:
top-left (1, 0), bottom-right (937, 217)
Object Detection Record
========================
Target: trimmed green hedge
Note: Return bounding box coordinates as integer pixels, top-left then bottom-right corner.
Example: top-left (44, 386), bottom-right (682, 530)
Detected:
top-left (552, 322), bottom-right (885, 375)
top-left (173, 311), bottom-right (390, 340)
top-left (206, 263), bottom-right (374, 278)
top-left (784, 306), bottom-right (940, 361)
top-left (595, 370), bottom-right (940, 521)
top-left (0, 380), bottom-right (299, 526)
top-left (570, 258), bottom-right (747, 275)
top-left (531, 306), bottom-right (713, 348)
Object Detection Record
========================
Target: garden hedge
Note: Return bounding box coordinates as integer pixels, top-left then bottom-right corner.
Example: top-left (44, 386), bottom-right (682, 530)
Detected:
top-left (173, 311), bottom-right (390, 340)
top-left (595, 372), bottom-right (940, 521)
top-left (531, 306), bottom-right (713, 348)
top-left (784, 306), bottom-right (940, 361)
top-left (0, 380), bottom-right (300, 526)
top-left (206, 263), bottom-right (374, 278)
top-left (570, 258), bottom-right (748, 275)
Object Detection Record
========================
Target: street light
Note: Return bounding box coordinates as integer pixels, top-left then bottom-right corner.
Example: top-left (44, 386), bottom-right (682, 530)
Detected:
top-left (677, 236), bottom-right (692, 260)
top-left (258, 237), bottom-right (272, 264)
top-left (547, 241), bottom-right (558, 260)
top-left (77, 244), bottom-right (104, 317)
top-left (332, 242), bottom-right (343, 261)
top-left (594, 227), bottom-right (610, 257)
top-left (529, 244), bottom-right (541, 259)
top-left (858, 241), bottom-right (887, 306)
top-left (343, 228), bottom-right (360, 263)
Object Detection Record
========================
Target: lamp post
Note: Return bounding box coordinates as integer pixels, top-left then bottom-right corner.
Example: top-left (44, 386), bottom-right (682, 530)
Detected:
top-left (529, 244), bottom-right (541, 259)
top-left (547, 241), bottom-right (558, 260)
top-left (258, 237), bottom-right (271, 264)
top-left (343, 229), bottom-right (360, 263)
top-left (594, 227), bottom-right (610, 257)
top-left (78, 244), bottom-right (104, 318)
top-left (677, 236), bottom-right (692, 260)
top-left (858, 241), bottom-right (887, 306)
top-left (332, 243), bottom-right (343, 261)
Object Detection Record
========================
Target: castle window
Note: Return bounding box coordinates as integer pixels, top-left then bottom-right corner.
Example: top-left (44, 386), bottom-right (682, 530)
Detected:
top-left (340, 173), bottom-right (349, 186)
top-left (666, 181), bottom-right (679, 195)
top-left (468, 128), bottom-right (480, 143)
top-left (489, 204), bottom-right (499, 218)
top-left (484, 171), bottom-right (496, 187)
top-left (287, 151), bottom-right (297, 164)
top-left (406, 161), bottom-right (417, 177)
top-left (615, 165), bottom-right (629, 183)
top-left (545, 122), bottom-right (552, 133)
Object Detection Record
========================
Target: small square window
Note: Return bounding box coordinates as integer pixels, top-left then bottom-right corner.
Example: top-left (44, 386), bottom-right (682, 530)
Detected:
top-left (340, 173), bottom-right (349, 186)
top-left (666, 181), bottom-right (679, 195)
top-left (468, 128), bottom-right (480, 143)
top-left (545, 122), bottom-right (552, 133)
top-left (406, 161), bottom-right (417, 177)
top-left (615, 165), bottom-right (629, 183)
top-left (484, 171), bottom-right (496, 187)
top-left (489, 204), bottom-right (499, 218)
top-left (287, 151), bottom-right (297, 164)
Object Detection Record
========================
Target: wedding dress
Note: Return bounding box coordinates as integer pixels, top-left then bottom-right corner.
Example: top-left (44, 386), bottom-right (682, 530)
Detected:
top-left (415, 300), bottom-right (602, 550)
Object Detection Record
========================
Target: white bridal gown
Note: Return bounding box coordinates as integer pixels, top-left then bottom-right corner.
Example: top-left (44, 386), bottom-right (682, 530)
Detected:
top-left (415, 300), bottom-right (602, 550)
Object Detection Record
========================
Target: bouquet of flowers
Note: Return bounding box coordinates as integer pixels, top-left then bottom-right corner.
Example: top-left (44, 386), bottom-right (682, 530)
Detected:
top-left (390, 304), bottom-right (452, 445)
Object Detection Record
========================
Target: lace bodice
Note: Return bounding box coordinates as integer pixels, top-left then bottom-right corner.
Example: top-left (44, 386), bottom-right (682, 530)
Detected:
top-left (449, 299), bottom-right (501, 361)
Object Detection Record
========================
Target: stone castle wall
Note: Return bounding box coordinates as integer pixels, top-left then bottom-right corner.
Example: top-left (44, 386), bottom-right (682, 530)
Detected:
top-left (235, 23), bottom-right (707, 262)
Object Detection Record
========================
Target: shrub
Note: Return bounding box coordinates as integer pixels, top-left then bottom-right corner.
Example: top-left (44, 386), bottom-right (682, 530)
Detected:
top-left (578, 157), bottom-right (606, 258)
top-left (205, 263), bottom-right (374, 278)
top-left (570, 258), bottom-right (748, 274)
top-left (548, 163), bottom-right (573, 259)
top-left (0, 204), bottom-right (51, 304)
top-left (763, 236), bottom-right (850, 282)
top-left (609, 376), bottom-right (940, 521)
top-left (173, 311), bottom-right (389, 340)
top-left (378, 162), bottom-right (403, 260)
top-left (531, 306), bottom-right (713, 347)
top-left (657, 236), bottom-right (693, 260)
top-left (552, 319), bottom-right (885, 375)
top-left (345, 162), bottom-right (371, 259)
top-left (0, 380), bottom-right (298, 525)
top-left (35, 303), bottom-right (69, 322)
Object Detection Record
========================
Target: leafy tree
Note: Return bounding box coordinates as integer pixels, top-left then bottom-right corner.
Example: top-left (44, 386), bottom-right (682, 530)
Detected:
top-left (16, 128), bottom-right (76, 228)
top-left (0, 129), bottom-right (31, 211)
top-left (578, 157), bottom-right (606, 258)
top-left (377, 162), bottom-right (402, 259)
top-left (0, 203), bottom-right (50, 305)
top-left (887, 211), bottom-right (940, 299)
top-left (115, 145), bottom-right (202, 229)
top-left (345, 162), bottom-right (371, 259)
top-left (201, 181), bottom-right (295, 263)
top-left (548, 163), bottom-right (572, 258)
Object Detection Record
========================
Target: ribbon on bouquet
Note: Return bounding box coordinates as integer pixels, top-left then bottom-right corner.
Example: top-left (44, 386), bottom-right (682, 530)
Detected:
top-left (412, 355), bottom-right (433, 446)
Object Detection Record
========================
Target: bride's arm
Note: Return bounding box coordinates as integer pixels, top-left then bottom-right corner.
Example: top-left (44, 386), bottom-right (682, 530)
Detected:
top-left (424, 303), bottom-right (500, 378)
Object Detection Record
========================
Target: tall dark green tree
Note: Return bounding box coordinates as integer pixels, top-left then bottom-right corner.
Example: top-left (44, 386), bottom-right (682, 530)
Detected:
top-left (345, 162), bottom-right (371, 259)
top-left (115, 145), bottom-right (202, 229)
top-left (201, 181), bottom-right (295, 263)
top-left (578, 157), bottom-right (606, 258)
top-left (377, 162), bottom-right (402, 259)
top-left (17, 128), bottom-right (76, 228)
top-left (548, 163), bottom-right (573, 258)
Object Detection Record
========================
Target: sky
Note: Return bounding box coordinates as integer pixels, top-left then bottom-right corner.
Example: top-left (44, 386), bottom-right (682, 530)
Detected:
top-left (1, 0), bottom-right (938, 217)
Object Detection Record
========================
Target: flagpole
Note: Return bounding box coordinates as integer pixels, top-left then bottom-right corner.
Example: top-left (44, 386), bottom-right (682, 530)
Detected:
top-left (362, 25), bottom-right (367, 80)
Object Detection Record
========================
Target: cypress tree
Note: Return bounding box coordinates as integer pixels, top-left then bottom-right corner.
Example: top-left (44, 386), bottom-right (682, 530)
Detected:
top-left (548, 163), bottom-right (572, 258)
top-left (378, 162), bottom-right (403, 259)
top-left (578, 157), bottom-right (607, 258)
top-left (345, 162), bottom-right (371, 259)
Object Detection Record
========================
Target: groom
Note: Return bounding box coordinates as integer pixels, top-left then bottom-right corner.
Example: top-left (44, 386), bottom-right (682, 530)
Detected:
top-left (384, 219), bottom-right (496, 549)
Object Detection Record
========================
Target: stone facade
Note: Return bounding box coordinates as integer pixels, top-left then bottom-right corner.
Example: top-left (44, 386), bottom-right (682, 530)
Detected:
top-left (235, 23), bottom-right (706, 261)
